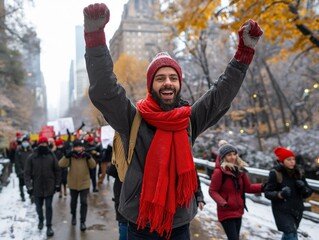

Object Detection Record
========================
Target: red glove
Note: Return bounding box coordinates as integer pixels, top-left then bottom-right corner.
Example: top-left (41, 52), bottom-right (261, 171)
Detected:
top-left (83, 3), bottom-right (110, 48)
top-left (234, 19), bottom-right (263, 64)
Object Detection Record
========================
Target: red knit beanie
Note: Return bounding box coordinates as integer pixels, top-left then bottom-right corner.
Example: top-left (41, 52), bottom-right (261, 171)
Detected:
top-left (146, 52), bottom-right (182, 92)
top-left (87, 136), bottom-right (94, 143)
top-left (55, 139), bottom-right (64, 146)
top-left (274, 147), bottom-right (295, 162)
top-left (38, 136), bottom-right (48, 144)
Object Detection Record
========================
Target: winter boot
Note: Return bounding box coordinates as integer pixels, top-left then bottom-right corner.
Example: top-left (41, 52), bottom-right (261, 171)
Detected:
top-left (71, 215), bottom-right (76, 225)
top-left (80, 222), bottom-right (86, 231)
top-left (46, 226), bottom-right (54, 237)
top-left (38, 221), bottom-right (44, 230)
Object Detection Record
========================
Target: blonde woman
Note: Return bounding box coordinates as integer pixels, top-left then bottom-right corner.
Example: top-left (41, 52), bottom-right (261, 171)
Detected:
top-left (209, 141), bottom-right (263, 240)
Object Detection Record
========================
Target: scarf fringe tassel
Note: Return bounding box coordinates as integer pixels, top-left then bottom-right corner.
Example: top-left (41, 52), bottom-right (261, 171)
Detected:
top-left (177, 170), bottom-right (198, 207)
top-left (137, 201), bottom-right (174, 239)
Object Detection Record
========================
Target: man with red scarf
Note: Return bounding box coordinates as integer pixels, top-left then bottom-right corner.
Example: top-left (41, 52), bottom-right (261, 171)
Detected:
top-left (83, 3), bottom-right (263, 239)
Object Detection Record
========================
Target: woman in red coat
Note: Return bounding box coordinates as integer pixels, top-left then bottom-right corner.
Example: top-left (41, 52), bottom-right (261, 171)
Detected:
top-left (209, 141), bottom-right (263, 240)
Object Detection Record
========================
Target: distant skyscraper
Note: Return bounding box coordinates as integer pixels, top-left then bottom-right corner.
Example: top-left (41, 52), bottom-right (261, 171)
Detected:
top-left (110, 0), bottom-right (172, 62)
top-left (72, 25), bottom-right (89, 105)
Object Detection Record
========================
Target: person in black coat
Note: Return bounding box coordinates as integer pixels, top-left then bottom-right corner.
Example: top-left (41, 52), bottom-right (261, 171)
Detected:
top-left (264, 147), bottom-right (313, 240)
top-left (24, 136), bottom-right (61, 237)
top-left (14, 137), bottom-right (33, 201)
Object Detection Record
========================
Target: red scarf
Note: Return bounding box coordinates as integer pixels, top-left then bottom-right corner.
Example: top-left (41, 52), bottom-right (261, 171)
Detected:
top-left (136, 94), bottom-right (198, 238)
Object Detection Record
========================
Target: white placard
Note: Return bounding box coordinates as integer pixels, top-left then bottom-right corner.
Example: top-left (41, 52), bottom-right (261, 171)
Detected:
top-left (101, 125), bottom-right (115, 148)
top-left (48, 117), bottom-right (75, 135)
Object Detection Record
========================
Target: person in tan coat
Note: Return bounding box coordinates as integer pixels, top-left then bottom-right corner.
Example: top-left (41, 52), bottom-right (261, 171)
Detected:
top-left (58, 139), bottom-right (96, 231)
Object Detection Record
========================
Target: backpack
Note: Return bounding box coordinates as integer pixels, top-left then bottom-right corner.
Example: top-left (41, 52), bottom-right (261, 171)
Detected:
top-left (274, 170), bottom-right (283, 183)
top-left (111, 111), bottom-right (142, 182)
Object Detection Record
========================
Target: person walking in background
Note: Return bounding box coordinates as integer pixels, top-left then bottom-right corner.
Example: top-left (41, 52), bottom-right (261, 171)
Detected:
top-left (53, 138), bottom-right (68, 198)
top-left (209, 141), bottom-right (264, 240)
top-left (14, 137), bottom-right (33, 202)
top-left (83, 3), bottom-right (262, 239)
top-left (24, 136), bottom-right (61, 237)
top-left (264, 147), bottom-right (313, 240)
top-left (85, 135), bottom-right (101, 192)
top-left (58, 139), bottom-right (96, 232)
top-left (107, 163), bottom-right (128, 240)
top-left (98, 144), bottom-right (112, 185)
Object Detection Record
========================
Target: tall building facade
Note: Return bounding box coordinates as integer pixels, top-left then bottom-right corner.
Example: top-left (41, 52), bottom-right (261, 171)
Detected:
top-left (110, 0), bottom-right (173, 62)
top-left (69, 25), bottom-right (89, 107)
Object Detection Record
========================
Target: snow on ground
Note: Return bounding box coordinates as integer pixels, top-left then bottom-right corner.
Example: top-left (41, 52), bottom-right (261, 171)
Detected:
top-left (0, 173), bottom-right (317, 239)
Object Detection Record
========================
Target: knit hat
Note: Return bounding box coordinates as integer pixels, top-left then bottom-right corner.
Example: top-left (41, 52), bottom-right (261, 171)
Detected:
top-left (146, 52), bottom-right (182, 92)
top-left (274, 147), bottom-right (295, 162)
top-left (219, 143), bottom-right (238, 160)
top-left (87, 136), bottom-right (94, 143)
top-left (73, 139), bottom-right (84, 147)
top-left (38, 136), bottom-right (48, 144)
top-left (55, 139), bottom-right (64, 146)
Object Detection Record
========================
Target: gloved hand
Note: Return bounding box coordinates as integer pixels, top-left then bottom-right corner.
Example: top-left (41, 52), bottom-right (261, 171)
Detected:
top-left (55, 185), bottom-right (61, 192)
top-left (83, 3), bottom-right (110, 48)
top-left (234, 19), bottom-right (263, 65)
top-left (82, 152), bottom-right (92, 160)
top-left (65, 151), bottom-right (73, 158)
top-left (27, 188), bottom-right (33, 196)
top-left (280, 186), bottom-right (292, 199)
top-left (295, 180), bottom-right (305, 190)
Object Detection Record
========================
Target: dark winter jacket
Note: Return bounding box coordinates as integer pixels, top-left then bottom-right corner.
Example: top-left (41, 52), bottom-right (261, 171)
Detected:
top-left (24, 148), bottom-right (61, 197)
top-left (14, 146), bottom-right (33, 178)
top-left (85, 46), bottom-right (249, 228)
top-left (209, 155), bottom-right (262, 222)
top-left (264, 164), bottom-right (313, 233)
top-left (100, 145), bottom-right (112, 163)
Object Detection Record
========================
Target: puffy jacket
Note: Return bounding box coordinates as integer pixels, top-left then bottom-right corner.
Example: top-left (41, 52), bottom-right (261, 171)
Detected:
top-left (209, 155), bottom-right (262, 222)
top-left (15, 147), bottom-right (33, 178)
top-left (264, 164), bottom-right (313, 233)
top-left (24, 149), bottom-right (61, 197)
top-left (85, 46), bottom-right (249, 228)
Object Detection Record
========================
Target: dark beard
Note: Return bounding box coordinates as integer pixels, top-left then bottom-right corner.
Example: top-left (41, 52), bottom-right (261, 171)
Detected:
top-left (150, 90), bottom-right (181, 111)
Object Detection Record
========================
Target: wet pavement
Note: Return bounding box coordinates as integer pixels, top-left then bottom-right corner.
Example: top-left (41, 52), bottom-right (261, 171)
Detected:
top-left (48, 179), bottom-right (225, 240)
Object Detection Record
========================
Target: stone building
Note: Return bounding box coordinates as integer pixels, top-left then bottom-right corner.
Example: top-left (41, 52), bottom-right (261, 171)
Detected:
top-left (110, 0), bottom-right (173, 62)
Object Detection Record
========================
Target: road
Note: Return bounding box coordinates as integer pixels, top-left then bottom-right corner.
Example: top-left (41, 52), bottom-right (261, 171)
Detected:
top-left (48, 179), bottom-right (219, 240)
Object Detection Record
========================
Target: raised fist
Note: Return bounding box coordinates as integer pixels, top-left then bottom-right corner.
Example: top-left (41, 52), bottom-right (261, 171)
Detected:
top-left (83, 3), bottom-right (110, 33)
top-left (234, 19), bottom-right (263, 64)
top-left (238, 20), bottom-right (263, 49)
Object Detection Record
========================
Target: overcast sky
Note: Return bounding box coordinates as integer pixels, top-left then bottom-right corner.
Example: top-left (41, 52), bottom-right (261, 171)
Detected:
top-left (25, 0), bottom-right (128, 116)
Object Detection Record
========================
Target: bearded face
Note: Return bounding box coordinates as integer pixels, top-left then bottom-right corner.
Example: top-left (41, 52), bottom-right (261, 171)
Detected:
top-left (151, 67), bottom-right (181, 111)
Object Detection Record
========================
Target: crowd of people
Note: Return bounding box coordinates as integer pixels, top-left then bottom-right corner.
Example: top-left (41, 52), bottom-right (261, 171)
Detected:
top-left (1, 3), bottom-right (314, 240)
top-left (5, 131), bottom-right (113, 237)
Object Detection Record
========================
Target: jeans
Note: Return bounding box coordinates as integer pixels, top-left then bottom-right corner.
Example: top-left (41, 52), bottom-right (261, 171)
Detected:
top-left (34, 195), bottom-right (53, 226)
top-left (128, 222), bottom-right (190, 240)
top-left (119, 221), bottom-right (128, 240)
top-left (282, 232), bottom-right (298, 240)
top-left (70, 189), bottom-right (89, 223)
